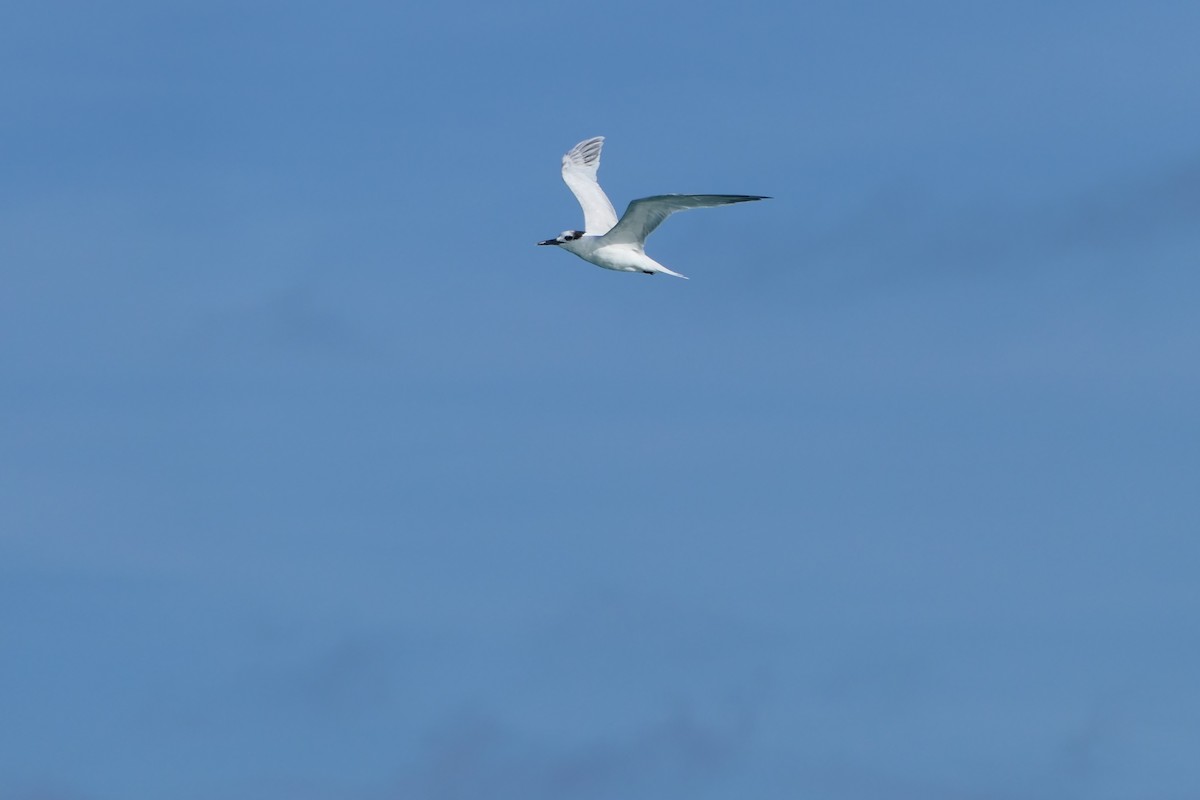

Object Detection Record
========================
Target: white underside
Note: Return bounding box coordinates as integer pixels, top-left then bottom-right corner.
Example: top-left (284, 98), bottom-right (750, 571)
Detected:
top-left (560, 237), bottom-right (688, 279)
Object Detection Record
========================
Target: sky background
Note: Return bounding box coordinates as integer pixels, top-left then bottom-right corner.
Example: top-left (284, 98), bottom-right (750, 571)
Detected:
top-left (2, 1), bottom-right (1199, 798)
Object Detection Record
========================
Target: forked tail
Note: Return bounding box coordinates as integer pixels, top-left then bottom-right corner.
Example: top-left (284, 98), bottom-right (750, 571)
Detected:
top-left (650, 263), bottom-right (689, 280)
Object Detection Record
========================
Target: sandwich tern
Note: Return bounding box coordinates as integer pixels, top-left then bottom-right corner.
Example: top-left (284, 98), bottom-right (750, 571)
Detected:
top-left (538, 136), bottom-right (767, 279)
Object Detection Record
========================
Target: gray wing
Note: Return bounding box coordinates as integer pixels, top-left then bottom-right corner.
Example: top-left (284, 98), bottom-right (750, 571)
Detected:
top-left (561, 137), bottom-right (619, 235)
top-left (601, 194), bottom-right (768, 246)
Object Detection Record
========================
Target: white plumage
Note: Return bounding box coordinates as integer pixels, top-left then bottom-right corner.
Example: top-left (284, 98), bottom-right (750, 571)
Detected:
top-left (538, 136), bottom-right (767, 279)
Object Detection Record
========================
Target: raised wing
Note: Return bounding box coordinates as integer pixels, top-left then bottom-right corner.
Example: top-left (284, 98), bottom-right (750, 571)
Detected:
top-left (601, 194), bottom-right (768, 246)
top-left (561, 137), bottom-right (619, 235)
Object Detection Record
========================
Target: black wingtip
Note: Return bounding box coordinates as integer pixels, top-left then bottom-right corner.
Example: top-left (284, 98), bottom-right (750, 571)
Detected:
top-left (717, 194), bottom-right (770, 202)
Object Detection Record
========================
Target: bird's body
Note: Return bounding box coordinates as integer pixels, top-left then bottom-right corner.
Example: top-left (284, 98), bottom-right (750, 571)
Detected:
top-left (538, 137), bottom-right (766, 279)
top-left (556, 234), bottom-right (686, 278)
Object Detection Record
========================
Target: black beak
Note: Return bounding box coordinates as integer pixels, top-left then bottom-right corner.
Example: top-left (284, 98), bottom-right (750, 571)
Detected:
top-left (537, 239), bottom-right (559, 246)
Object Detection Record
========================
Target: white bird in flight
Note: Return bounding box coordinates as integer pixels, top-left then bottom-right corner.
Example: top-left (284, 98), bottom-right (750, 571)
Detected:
top-left (538, 136), bottom-right (767, 279)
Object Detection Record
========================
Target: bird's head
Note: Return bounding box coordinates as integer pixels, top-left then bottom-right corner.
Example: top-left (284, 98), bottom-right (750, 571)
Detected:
top-left (537, 230), bottom-right (585, 247)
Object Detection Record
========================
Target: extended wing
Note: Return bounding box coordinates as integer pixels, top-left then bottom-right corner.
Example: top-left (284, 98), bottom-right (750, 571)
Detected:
top-left (561, 137), bottom-right (619, 235)
top-left (601, 194), bottom-right (768, 247)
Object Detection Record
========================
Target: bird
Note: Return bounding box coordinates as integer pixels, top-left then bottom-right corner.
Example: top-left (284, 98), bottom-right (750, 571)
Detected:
top-left (537, 136), bottom-right (767, 279)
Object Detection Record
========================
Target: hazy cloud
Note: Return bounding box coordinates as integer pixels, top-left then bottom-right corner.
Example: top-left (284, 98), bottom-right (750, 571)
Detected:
top-left (398, 704), bottom-right (753, 800)
top-left (793, 154), bottom-right (1200, 288)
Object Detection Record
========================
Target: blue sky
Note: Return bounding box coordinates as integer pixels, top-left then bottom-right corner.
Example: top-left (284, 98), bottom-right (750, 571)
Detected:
top-left (2, 1), bottom-right (1199, 798)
